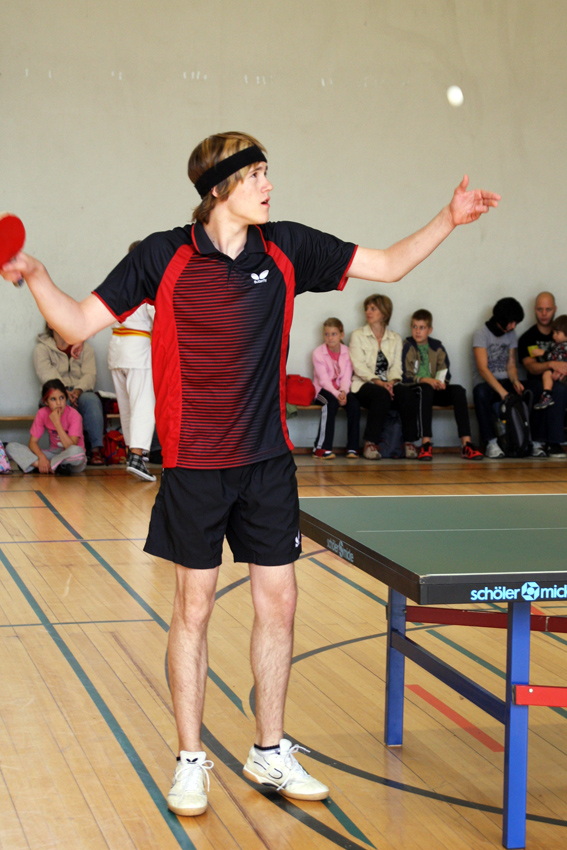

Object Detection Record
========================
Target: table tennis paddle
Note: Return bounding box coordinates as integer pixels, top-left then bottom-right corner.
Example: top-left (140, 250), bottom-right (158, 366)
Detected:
top-left (0, 213), bottom-right (26, 287)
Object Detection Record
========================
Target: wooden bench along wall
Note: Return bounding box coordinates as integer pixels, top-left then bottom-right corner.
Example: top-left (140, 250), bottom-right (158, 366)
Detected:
top-left (0, 413), bottom-right (121, 424)
top-left (292, 404), bottom-right (474, 412)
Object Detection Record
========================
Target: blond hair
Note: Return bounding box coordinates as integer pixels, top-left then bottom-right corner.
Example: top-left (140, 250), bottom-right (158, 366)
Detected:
top-left (188, 132), bottom-right (267, 224)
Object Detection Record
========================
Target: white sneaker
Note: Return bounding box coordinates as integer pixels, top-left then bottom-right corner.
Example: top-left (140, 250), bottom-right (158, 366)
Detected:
top-left (243, 739), bottom-right (329, 801)
top-left (363, 441), bottom-right (381, 460)
top-left (167, 751), bottom-right (214, 816)
top-left (485, 441), bottom-right (505, 459)
top-left (531, 442), bottom-right (547, 458)
top-left (403, 442), bottom-right (418, 459)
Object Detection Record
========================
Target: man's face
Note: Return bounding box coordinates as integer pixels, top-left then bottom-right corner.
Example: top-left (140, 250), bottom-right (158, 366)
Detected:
top-left (535, 295), bottom-right (556, 329)
top-left (223, 162), bottom-right (273, 226)
top-left (411, 320), bottom-right (432, 345)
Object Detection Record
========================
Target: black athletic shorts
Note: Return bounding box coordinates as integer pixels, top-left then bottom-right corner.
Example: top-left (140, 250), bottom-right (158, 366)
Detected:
top-left (143, 452), bottom-right (302, 569)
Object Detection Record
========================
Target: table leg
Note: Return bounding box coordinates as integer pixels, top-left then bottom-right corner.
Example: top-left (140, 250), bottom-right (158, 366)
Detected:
top-left (385, 587), bottom-right (406, 746)
top-left (503, 600), bottom-right (530, 849)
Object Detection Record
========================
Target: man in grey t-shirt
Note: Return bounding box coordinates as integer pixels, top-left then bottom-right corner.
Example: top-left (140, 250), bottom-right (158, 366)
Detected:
top-left (472, 298), bottom-right (525, 457)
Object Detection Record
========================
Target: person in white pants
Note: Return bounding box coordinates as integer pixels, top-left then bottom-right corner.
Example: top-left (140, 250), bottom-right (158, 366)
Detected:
top-left (107, 242), bottom-right (157, 482)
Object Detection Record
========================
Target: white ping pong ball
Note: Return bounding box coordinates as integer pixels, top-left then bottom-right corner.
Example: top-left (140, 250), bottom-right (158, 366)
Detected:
top-left (447, 85), bottom-right (464, 107)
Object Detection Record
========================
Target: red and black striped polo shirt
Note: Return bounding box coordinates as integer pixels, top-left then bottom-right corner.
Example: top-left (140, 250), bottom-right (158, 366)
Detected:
top-left (94, 220), bottom-right (357, 469)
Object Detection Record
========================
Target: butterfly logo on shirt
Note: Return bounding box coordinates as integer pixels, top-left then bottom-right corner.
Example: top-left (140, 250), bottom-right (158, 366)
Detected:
top-left (251, 270), bottom-right (269, 284)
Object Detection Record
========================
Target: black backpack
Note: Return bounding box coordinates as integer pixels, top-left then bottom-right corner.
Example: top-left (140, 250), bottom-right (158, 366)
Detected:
top-left (377, 410), bottom-right (404, 458)
top-left (496, 391), bottom-right (533, 457)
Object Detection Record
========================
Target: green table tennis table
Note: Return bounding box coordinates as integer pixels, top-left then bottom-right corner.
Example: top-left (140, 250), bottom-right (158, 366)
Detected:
top-left (299, 494), bottom-right (567, 850)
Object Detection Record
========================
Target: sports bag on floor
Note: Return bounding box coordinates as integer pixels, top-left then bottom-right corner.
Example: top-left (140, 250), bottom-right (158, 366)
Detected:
top-left (103, 430), bottom-right (128, 465)
top-left (496, 391), bottom-right (533, 457)
top-left (377, 410), bottom-right (404, 458)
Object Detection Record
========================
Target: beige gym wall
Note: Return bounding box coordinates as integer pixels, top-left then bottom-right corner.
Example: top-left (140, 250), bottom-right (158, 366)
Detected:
top-left (1, 0), bottom-right (566, 445)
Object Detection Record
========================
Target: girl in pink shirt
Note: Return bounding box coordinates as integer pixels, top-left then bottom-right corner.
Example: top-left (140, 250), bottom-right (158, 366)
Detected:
top-left (312, 318), bottom-right (360, 459)
top-left (7, 380), bottom-right (87, 474)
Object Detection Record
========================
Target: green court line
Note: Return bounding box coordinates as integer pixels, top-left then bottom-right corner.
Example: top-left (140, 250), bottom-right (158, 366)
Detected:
top-left (0, 537), bottom-right (148, 543)
top-left (35, 491), bottom-right (246, 715)
top-left (0, 546), bottom-right (196, 850)
top-left (428, 629), bottom-right (567, 721)
top-left (208, 668), bottom-right (246, 716)
top-left (308, 557), bottom-right (387, 607)
top-left (427, 629), bottom-right (506, 679)
top-left (82, 541), bottom-right (171, 631)
top-left (1, 618), bottom-right (153, 629)
top-left (322, 794), bottom-right (376, 847)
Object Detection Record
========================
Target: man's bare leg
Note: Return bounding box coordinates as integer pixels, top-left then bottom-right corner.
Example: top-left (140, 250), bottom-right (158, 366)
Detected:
top-left (249, 562), bottom-right (297, 745)
top-left (168, 563), bottom-right (219, 752)
top-left (243, 561), bottom-right (329, 800)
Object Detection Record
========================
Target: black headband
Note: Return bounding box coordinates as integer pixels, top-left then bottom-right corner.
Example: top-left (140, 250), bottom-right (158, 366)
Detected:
top-left (194, 145), bottom-right (267, 199)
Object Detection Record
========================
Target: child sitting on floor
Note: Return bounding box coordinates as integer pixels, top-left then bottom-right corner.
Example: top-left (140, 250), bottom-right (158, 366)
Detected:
top-left (312, 317), bottom-right (360, 459)
top-left (532, 315), bottom-right (567, 409)
top-left (6, 379), bottom-right (87, 474)
top-left (400, 309), bottom-right (483, 461)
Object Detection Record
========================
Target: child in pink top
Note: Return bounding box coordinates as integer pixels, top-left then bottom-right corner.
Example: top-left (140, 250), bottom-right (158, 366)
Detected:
top-left (6, 379), bottom-right (87, 474)
top-left (312, 317), bottom-right (360, 459)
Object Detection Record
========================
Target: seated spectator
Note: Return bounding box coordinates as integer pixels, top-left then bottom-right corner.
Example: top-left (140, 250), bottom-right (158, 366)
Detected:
top-left (472, 297), bottom-right (527, 458)
top-left (518, 292), bottom-right (567, 458)
top-left (400, 309), bottom-right (483, 460)
top-left (311, 317), bottom-right (360, 459)
top-left (349, 294), bottom-right (419, 459)
top-left (107, 240), bottom-right (157, 481)
top-left (532, 315), bottom-right (567, 408)
top-left (33, 323), bottom-right (105, 465)
top-left (7, 379), bottom-right (87, 474)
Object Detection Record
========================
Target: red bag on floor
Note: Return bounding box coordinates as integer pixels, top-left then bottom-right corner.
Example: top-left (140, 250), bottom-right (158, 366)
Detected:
top-left (103, 430), bottom-right (127, 464)
top-left (286, 374), bottom-right (315, 406)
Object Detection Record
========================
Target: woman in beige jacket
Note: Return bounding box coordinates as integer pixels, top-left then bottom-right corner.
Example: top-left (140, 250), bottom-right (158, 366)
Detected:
top-left (349, 294), bottom-right (419, 459)
top-left (33, 325), bottom-right (105, 464)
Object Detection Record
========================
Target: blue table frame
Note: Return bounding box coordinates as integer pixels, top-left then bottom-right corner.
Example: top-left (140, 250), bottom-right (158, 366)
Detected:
top-left (384, 588), bottom-right (530, 849)
top-left (299, 494), bottom-right (567, 850)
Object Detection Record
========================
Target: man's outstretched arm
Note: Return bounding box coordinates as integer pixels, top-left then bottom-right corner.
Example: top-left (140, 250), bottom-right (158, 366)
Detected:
top-left (1, 253), bottom-right (114, 342)
top-left (349, 175), bottom-right (500, 283)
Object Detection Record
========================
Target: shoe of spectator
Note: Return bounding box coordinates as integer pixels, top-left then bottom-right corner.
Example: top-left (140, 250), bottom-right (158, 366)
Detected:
top-left (313, 449), bottom-right (335, 459)
top-left (418, 442), bottom-right (433, 461)
top-left (345, 449), bottom-right (358, 459)
top-left (534, 392), bottom-right (555, 410)
top-left (54, 464), bottom-right (73, 476)
top-left (126, 451), bottom-right (157, 481)
top-left (545, 443), bottom-right (566, 459)
top-left (403, 443), bottom-right (418, 459)
top-left (530, 442), bottom-right (547, 458)
top-left (89, 447), bottom-right (105, 466)
top-left (461, 442), bottom-right (483, 460)
top-left (485, 441), bottom-right (505, 459)
top-left (363, 442), bottom-right (381, 460)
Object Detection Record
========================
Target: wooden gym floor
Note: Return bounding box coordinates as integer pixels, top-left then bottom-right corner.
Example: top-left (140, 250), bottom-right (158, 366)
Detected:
top-left (1, 454), bottom-right (567, 849)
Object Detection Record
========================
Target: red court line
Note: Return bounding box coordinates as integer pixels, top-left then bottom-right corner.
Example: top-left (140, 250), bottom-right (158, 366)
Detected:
top-left (407, 684), bottom-right (505, 753)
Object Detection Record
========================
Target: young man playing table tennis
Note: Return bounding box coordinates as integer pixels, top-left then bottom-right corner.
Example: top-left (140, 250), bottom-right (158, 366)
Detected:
top-left (1, 131), bottom-right (499, 816)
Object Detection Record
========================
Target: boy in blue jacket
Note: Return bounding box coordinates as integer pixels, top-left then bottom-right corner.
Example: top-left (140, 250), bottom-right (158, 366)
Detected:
top-left (401, 309), bottom-right (482, 460)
